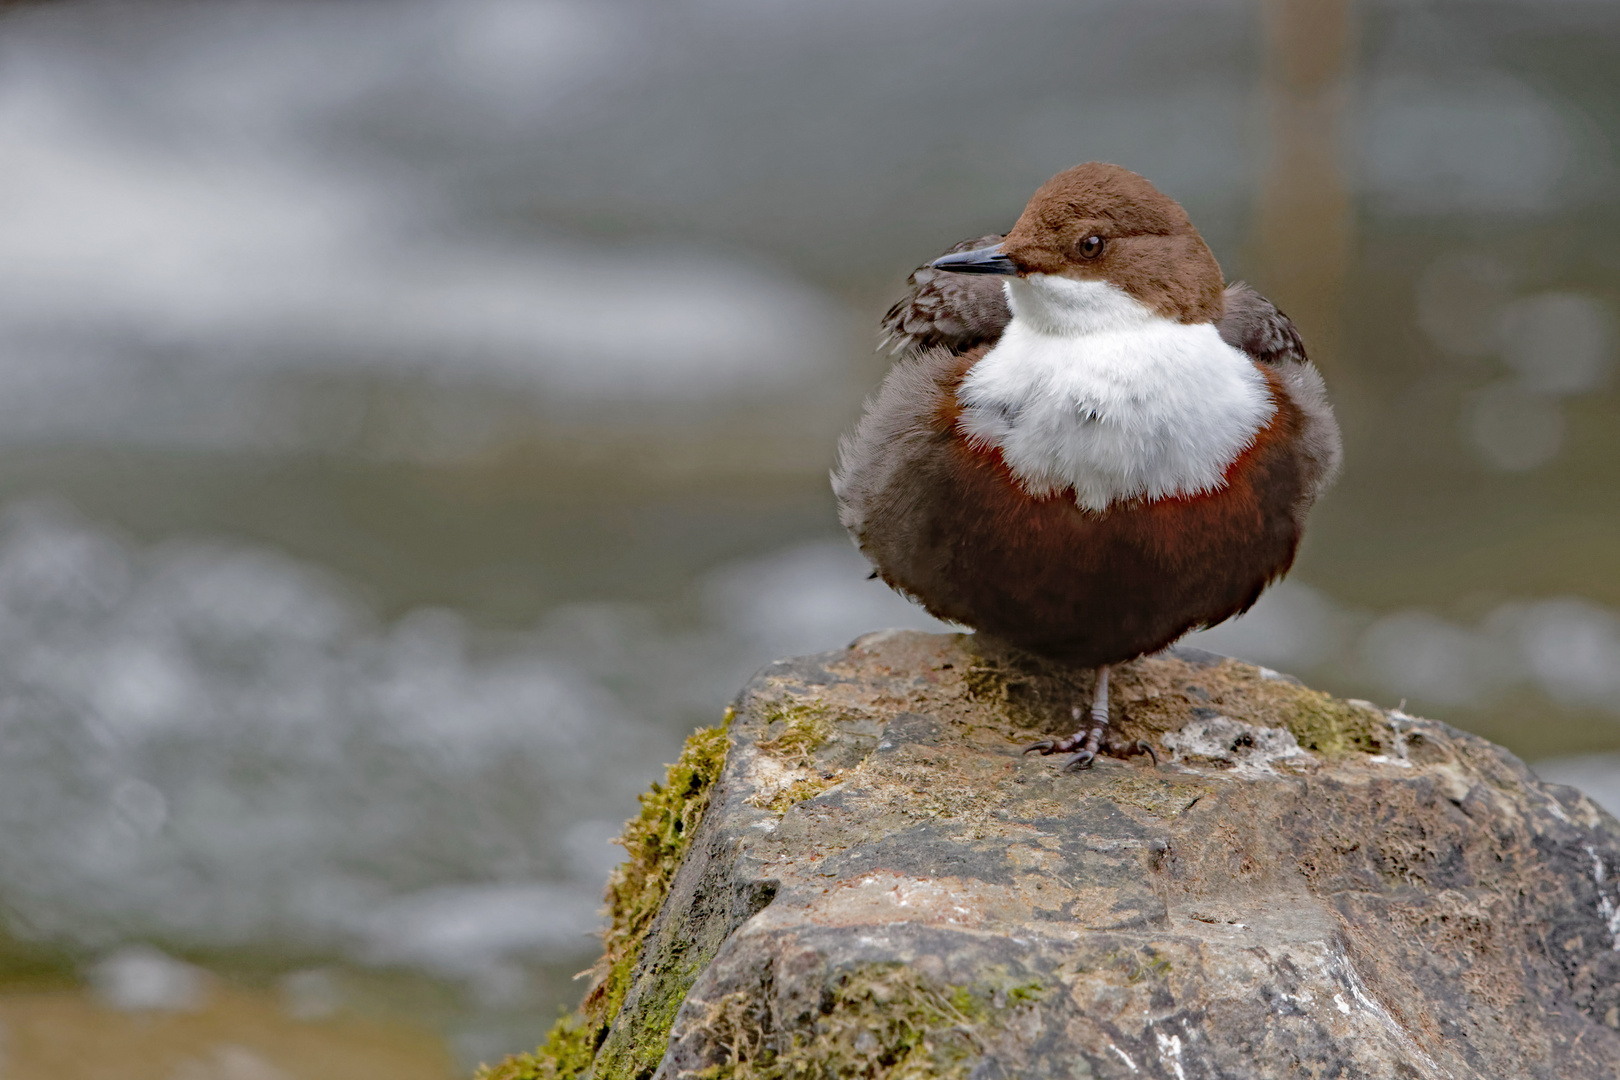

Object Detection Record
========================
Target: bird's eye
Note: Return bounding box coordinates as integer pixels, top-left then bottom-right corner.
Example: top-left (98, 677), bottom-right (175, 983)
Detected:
top-left (1078, 235), bottom-right (1106, 260)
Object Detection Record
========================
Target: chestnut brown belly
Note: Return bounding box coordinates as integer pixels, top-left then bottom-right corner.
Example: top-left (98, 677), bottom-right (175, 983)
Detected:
top-left (872, 394), bottom-right (1307, 668)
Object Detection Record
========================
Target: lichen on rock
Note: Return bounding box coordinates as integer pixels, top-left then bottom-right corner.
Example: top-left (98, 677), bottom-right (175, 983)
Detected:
top-left (1160, 713), bottom-right (1309, 775)
top-left (483, 631), bottom-right (1620, 1079)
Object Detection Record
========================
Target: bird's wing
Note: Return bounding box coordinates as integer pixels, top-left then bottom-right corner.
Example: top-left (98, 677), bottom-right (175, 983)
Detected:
top-left (1217, 283), bottom-right (1308, 366)
top-left (879, 234), bottom-right (1012, 356)
top-left (1220, 283), bottom-right (1343, 507)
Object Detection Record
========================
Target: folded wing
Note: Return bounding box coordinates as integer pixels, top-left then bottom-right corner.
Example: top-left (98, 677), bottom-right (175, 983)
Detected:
top-left (1218, 283), bottom-right (1343, 509)
top-left (1217, 283), bottom-right (1308, 366)
top-left (879, 234), bottom-right (1012, 356)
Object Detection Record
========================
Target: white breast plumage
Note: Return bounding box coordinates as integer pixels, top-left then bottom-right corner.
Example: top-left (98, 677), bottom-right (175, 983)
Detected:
top-left (956, 275), bottom-right (1275, 512)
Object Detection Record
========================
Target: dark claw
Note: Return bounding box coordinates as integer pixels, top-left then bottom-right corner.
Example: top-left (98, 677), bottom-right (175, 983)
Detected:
top-left (1061, 751), bottom-right (1095, 773)
top-left (1023, 740), bottom-right (1056, 756)
top-left (1134, 740), bottom-right (1159, 767)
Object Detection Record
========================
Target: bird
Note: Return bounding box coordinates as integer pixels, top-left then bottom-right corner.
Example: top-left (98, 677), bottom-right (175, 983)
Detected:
top-left (833, 162), bottom-right (1342, 772)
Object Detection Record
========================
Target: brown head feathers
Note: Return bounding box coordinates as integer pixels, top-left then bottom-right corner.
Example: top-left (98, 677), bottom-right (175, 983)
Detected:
top-left (1001, 162), bottom-right (1225, 325)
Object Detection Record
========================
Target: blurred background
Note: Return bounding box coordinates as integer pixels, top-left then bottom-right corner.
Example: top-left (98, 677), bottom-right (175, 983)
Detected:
top-left (0, 0), bottom-right (1615, 1075)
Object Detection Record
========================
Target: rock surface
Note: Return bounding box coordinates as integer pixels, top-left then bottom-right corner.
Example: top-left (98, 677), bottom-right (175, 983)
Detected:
top-left (507, 631), bottom-right (1620, 1079)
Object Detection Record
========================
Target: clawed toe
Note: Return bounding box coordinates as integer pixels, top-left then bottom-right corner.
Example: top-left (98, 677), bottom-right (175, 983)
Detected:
top-left (1025, 735), bottom-right (1159, 773)
top-left (1024, 737), bottom-right (1083, 756)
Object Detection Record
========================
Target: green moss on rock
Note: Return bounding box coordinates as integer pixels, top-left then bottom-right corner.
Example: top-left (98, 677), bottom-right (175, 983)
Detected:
top-left (754, 775), bottom-right (835, 813)
top-left (1277, 686), bottom-right (1386, 757)
top-left (475, 1015), bottom-right (595, 1080)
top-left (595, 713), bottom-right (733, 1022)
top-left (755, 699), bottom-right (833, 765)
top-left (595, 947), bottom-right (717, 1080)
top-left (688, 965), bottom-right (1046, 1080)
top-left (476, 711), bottom-right (733, 1080)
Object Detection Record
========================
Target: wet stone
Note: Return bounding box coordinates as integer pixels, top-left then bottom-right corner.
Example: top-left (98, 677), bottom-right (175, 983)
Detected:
top-left (593, 631), bottom-right (1620, 1079)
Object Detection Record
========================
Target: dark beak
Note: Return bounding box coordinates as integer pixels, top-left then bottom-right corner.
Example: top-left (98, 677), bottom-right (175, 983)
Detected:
top-left (929, 244), bottom-right (1018, 276)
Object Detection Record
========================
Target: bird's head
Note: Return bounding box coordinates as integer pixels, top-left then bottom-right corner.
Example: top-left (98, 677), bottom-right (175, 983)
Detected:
top-left (930, 162), bottom-right (1225, 334)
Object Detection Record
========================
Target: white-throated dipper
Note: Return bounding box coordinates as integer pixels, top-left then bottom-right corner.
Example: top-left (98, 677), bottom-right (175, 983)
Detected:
top-left (834, 162), bottom-right (1342, 771)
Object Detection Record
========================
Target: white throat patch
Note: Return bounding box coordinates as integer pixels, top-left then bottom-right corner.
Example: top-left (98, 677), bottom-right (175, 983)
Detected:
top-left (957, 275), bottom-right (1275, 512)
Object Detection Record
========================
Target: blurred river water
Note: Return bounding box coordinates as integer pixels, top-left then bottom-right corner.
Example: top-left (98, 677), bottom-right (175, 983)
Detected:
top-left (0, 0), bottom-right (1617, 1074)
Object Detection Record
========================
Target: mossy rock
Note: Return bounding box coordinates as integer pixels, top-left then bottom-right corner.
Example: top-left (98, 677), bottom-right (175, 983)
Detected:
top-left (477, 715), bottom-right (732, 1080)
top-left (483, 632), bottom-right (1620, 1080)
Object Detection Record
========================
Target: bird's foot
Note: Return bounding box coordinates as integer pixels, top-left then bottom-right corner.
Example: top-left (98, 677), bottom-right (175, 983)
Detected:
top-left (1023, 710), bottom-right (1157, 772)
top-left (1022, 730), bottom-right (1098, 772)
top-left (1021, 667), bottom-right (1156, 773)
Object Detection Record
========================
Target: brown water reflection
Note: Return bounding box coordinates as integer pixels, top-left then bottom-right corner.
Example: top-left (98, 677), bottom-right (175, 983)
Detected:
top-left (0, 984), bottom-right (452, 1080)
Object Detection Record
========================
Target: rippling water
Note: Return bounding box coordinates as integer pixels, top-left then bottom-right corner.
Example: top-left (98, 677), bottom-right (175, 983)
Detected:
top-left (0, 500), bottom-right (950, 1067)
top-left (0, 0), bottom-right (1616, 1073)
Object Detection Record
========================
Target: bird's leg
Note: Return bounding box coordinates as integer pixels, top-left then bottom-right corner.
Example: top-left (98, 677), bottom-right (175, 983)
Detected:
top-left (1023, 665), bottom-right (1157, 772)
